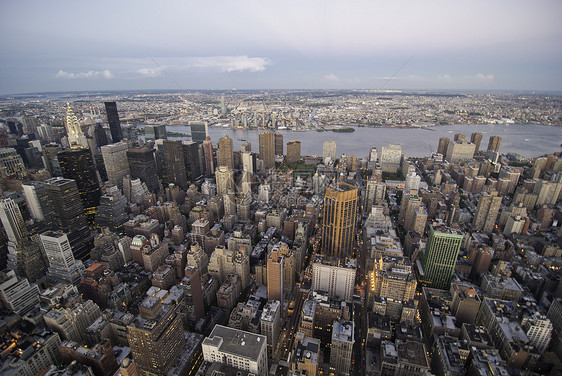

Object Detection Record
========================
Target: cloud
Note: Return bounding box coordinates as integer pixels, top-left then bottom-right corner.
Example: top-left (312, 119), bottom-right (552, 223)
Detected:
top-left (136, 68), bottom-right (161, 77)
top-left (324, 73), bottom-right (339, 81)
top-left (56, 69), bottom-right (113, 79)
top-left (184, 56), bottom-right (272, 73)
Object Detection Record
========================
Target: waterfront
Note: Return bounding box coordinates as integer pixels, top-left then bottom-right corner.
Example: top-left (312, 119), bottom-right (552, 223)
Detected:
top-left (152, 124), bottom-right (562, 159)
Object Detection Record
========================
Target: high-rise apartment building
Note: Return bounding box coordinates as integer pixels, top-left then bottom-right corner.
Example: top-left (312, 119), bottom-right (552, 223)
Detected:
top-left (208, 245), bottom-right (250, 290)
top-left (217, 135), bottom-right (234, 169)
top-left (471, 132), bottom-right (483, 152)
top-left (286, 139), bottom-right (301, 163)
top-left (127, 297), bottom-right (185, 375)
top-left (487, 136), bottom-right (502, 153)
top-left (330, 321), bottom-right (354, 375)
top-left (40, 230), bottom-right (84, 285)
top-left (260, 300), bottom-right (281, 357)
top-left (190, 121), bottom-right (208, 144)
top-left (437, 137), bottom-right (449, 156)
top-left (259, 130), bottom-right (275, 169)
top-left (57, 148), bottom-right (101, 220)
top-left (202, 325), bottom-right (268, 375)
top-left (127, 147), bottom-right (159, 192)
top-left (322, 182), bottom-right (358, 259)
top-left (104, 102), bottom-right (123, 143)
top-left (101, 141), bottom-right (129, 188)
top-left (419, 226), bottom-right (463, 289)
top-left (472, 191), bottom-right (502, 234)
top-left (446, 139), bottom-right (476, 163)
top-left (323, 140), bottom-right (336, 162)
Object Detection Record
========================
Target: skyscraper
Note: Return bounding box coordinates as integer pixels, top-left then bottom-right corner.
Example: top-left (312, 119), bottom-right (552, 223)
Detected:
top-left (215, 166), bottom-right (235, 198)
top-left (323, 140), bottom-right (336, 162)
top-left (202, 136), bottom-right (215, 175)
top-left (65, 103), bottom-right (89, 149)
top-left (330, 321), bottom-right (354, 375)
top-left (259, 130), bottom-right (275, 169)
top-left (275, 132), bottom-right (283, 155)
top-left (190, 121), bottom-right (208, 144)
top-left (472, 191), bottom-right (502, 234)
top-left (182, 141), bottom-right (203, 181)
top-left (57, 148), bottom-right (101, 221)
top-left (93, 124), bottom-right (109, 148)
top-left (104, 102), bottom-right (123, 143)
top-left (101, 141), bottom-right (129, 188)
top-left (127, 147), bottom-right (159, 192)
top-left (0, 198), bottom-right (47, 282)
top-left (217, 135), bottom-right (234, 169)
top-left (127, 297), bottom-right (185, 375)
top-left (161, 140), bottom-right (188, 189)
top-left (40, 230), bottom-right (84, 285)
top-left (487, 136), bottom-right (502, 153)
top-left (471, 132), bottom-right (483, 152)
top-left (420, 226), bottom-right (463, 289)
top-left (21, 181), bottom-right (57, 229)
top-left (286, 139), bottom-right (301, 163)
top-left (267, 247), bottom-right (284, 305)
top-left (322, 182), bottom-right (358, 259)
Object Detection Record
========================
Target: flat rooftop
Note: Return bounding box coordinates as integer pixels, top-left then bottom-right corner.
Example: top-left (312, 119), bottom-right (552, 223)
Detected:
top-left (203, 325), bottom-right (266, 362)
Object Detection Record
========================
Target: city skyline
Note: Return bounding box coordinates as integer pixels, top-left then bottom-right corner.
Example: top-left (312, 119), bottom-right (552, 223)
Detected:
top-left (1, 1), bottom-right (562, 94)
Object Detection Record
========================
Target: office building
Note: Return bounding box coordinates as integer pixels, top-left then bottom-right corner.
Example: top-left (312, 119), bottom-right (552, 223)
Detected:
top-left (322, 182), bottom-right (358, 259)
top-left (380, 144), bottom-right (402, 172)
top-left (127, 147), bottom-right (159, 192)
top-left (0, 269), bottom-right (40, 315)
top-left (208, 245), bottom-right (250, 290)
top-left (215, 166), bottom-right (235, 198)
top-left (472, 191), bottom-right (502, 234)
top-left (291, 334), bottom-right (320, 376)
top-left (59, 339), bottom-right (118, 376)
top-left (101, 141), bottom-right (129, 188)
top-left (259, 130), bottom-right (275, 169)
top-left (217, 135), bottom-right (234, 169)
top-left (190, 121), bottom-right (208, 144)
top-left (0, 147), bottom-right (25, 179)
top-left (44, 299), bottom-right (101, 343)
top-left (419, 226), bottom-right (463, 289)
top-left (104, 101), bottom-right (123, 143)
top-left (65, 103), bottom-right (89, 148)
top-left (22, 181), bottom-right (56, 227)
top-left (144, 124), bottom-right (167, 140)
top-left (57, 148), bottom-right (101, 220)
top-left (487, 136), bottom-right (501, 152)
top-left (437, 137), bottom-right (450, 156)
top-left (40, 230), bottom-right (84, 285)
top-left (182, 141), bottom-right (203, 181)
top-left (202, 136), bottom-right (215, 175)
top-left (127, 297), bottom-right (185, 375)
top-left (95, 186), bottom-right (128, 232)
top-left (312, 257), bottom-right (356, 302)
top-left (286, 139), bottom-right (301, 163)
top-left (202, 325), bottom-right (268, 375)
top-left (275, 132), bottom-right (283, 155)
top-left (521, 313), bottom-right (552, 353)
top-left (162, 140), bottom-right (188, 189)
top-left (260, 300), bottom-right (281, 357)
top-left (323, 140), bottom-right (336, 162)
top-left (446, 139), bottom-right (476, 163)
top-left (267, 246), bottom-right (284, 305)
top-left (330, 321), bottom-right (354, 375)
top-left (0, 198), bottom-right (47, 282)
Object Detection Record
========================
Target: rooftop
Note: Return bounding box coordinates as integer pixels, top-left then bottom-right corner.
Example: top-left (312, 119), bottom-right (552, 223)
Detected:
top-left (203, 325), bottom-right (266, 362)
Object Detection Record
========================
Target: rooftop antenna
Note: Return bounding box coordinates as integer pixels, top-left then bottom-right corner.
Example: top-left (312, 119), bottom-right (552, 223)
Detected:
top-left (375, 55), bottom-right (415, 93)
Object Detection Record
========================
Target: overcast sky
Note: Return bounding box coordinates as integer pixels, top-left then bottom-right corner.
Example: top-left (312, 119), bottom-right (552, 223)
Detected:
top-left (1, 0), bottom-right (561, 94)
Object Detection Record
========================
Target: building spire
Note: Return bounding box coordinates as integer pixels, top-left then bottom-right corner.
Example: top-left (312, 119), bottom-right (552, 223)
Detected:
top-left (66, 102), bottom-right (89, 148)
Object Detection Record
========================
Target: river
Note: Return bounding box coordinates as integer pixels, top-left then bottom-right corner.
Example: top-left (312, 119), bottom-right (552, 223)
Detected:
top-left (144, 124), bottom-right (562, 159)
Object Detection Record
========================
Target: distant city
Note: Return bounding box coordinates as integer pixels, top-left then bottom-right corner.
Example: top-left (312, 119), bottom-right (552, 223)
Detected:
top-left (0, 91), bottom-right (561, 376)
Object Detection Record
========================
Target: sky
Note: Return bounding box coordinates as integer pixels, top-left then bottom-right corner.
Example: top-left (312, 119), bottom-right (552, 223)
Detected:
top-left (1, 0), bottom-right (561, 94)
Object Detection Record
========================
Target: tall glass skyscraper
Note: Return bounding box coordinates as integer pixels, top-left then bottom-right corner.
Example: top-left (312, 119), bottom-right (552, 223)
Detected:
top-left (104, 101), bottom-right (123, 143)
top-left (190, 121), bottom-right (208, 144)
top-left (419, 226), bottom-right (464, 289)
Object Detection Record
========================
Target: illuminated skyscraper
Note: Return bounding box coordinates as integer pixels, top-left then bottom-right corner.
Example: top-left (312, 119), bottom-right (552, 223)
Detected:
top-left (65, 103), bottom-right (89, 149)
top-left (259, 130), bottom-right (275, 169)
top-left (419, 226), bottom-right (463, 289)
top-left (104, 102), bottom-right (123, 143)
top-left (57, 148), bottom-right (101, 221)
top-left (321, 182), bottom-right (358, 259)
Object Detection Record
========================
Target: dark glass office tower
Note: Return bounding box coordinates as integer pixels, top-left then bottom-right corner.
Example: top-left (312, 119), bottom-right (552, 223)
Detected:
top-left (94, 123), bottom-right (109, 147)
top-left (182, 141), bottom-right (203, 181)
top-left (162, 140), bottom-right (188, 189)
top-left (57, 148), bottom-right (101, 222)
top-left (44, 177), bottom-right (93, 260)
top-left (190, 122), bottom-right (208, 144)
top-left (127, 147), bottom-right (159, 192)
top-left (104, 101), bottom-right (123, 143)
